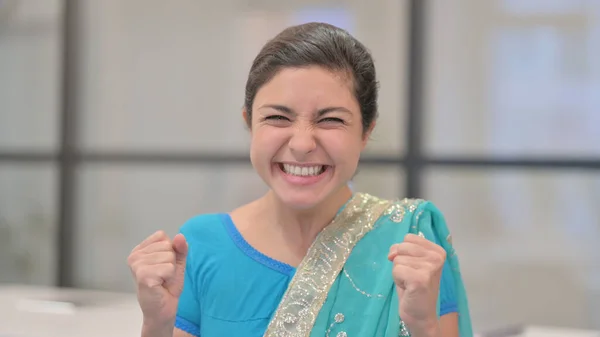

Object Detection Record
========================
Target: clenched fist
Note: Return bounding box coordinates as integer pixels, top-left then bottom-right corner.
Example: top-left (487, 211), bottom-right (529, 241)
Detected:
top-left (128, 230), bottom-right (188, 326)
top-left (388, 233), bottom-right (446, 336)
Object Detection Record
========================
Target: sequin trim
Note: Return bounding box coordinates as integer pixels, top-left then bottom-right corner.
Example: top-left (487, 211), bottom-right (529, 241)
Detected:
top-left (326, 313), bottom-right (346, 337)
top-left (343, 269), bottom-right (384, 299)
top-left (399, 320), bottom-right (410, 336)
top-left (263, 193), bottom-right (391, 337)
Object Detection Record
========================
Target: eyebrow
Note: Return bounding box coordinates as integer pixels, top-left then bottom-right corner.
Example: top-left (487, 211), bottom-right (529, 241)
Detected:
top-left (259, 104), bottom-right (352, 116)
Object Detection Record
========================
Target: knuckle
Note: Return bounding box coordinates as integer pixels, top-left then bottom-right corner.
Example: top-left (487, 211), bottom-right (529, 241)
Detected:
top-left (158, 240), bottom-right (173, 251)
top-left (168, 251), bottom-right (176, 264)
top-left (142, 278), bottom-right (160, 289)
top-left (157, 264), bottom-right (176, 281)
top-left (155, 230), bottom-right (168, 240)
top-left (127, 253), bottom-right (141, 268)
top-left (136, 267), bottom-right (160, 287)
top-left (392, 266), bottom-right (403, 280)
top-left (146, 241), bottom-right (169, 253)
top-left (434, 251), bottom-right (446, 265)
top-left (134, 268), bottom-right (148, 284)
top-left (126, 254), bottom-right (134, 266)
top-left (404, 233), bottom-right (417, 242)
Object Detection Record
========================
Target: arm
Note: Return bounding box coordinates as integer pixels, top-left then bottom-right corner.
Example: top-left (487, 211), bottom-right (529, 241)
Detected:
top-left (172, 232), bottom-right (202, 337)
top-left (412, 313), bottom-right (458, 337)
top-left (436, 233), bottom-right (459, 337)
top-left (407, 233), bottom-right (460, 337)
top-left (140, 265), bottom-right (202, 337)
top-left (140, 326), bottom-right (195, 337)
top-left (440, 313), bottom-right (459, 337)
top-left (141, 228), bottom-right (202, 337)
top-left (173, 328), bottom-right (197, 337)
top-left (139, 253), bottom-right (201, 337)
top-left (390, 204), bottom-right (470, 337)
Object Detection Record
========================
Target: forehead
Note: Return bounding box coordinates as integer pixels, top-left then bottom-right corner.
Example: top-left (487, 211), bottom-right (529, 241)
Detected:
top-left (253, 66), bottom-right (358, 113)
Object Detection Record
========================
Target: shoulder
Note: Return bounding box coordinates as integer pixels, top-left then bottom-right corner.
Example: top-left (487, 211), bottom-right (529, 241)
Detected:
top-left (178, 213), bottom-right (230, 245)
top-left (374, 194), bottom-right (453, 247)
top-left (358, 193), bottom-right (450, 237)
top-left (178, 213), bottom-right (237, 275)
top-left (357, 193), bottom-right (440, 223)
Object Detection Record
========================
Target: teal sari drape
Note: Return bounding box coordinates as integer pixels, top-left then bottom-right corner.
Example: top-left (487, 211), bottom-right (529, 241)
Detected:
top-left (263, 193), bottom-right (473, 337)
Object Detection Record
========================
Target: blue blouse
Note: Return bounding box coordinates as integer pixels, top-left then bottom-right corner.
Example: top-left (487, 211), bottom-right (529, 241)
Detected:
top-left (175, 213), bottom-right (457, 337)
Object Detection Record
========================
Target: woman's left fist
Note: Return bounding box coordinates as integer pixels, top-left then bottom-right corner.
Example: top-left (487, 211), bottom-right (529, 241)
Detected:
top-left (388, 233), bottom-right (446, 335)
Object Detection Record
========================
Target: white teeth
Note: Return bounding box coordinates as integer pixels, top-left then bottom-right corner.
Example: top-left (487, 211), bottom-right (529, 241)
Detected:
top-left (282, 164), bottom-right (324, 177)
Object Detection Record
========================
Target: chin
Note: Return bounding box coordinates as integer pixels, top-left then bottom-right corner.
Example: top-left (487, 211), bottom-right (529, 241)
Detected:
top-left (275, 191), bottom-right (326, 210)
top-left (270, 184), bottom-right (352, 212)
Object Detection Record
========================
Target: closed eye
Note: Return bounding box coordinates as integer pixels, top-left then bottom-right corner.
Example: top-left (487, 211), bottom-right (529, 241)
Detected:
top-left (320, 117), bottom-right (345, 124)
top-left (265, 115), bottom-right (290, 121)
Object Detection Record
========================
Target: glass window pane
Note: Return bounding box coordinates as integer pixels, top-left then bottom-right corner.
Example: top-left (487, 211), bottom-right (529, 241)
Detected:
top-left (0, 1), bottom-right (62, 151)
top-left (78, 1), bottom-right (407, 156)
top-left (423, 168), bottom-right (600, 331)
top-left (0, 163), bottom-right (58, 285)
top-left (352, 165), bottom-right (404, 201)
top-left (424, 0), bottom-right (600, 157)
top-left (74, 163), bottom-right (403, 291)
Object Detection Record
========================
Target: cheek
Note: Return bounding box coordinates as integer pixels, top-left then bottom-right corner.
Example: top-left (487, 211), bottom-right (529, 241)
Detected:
top-left (250, 128), bottom-right (285, 158)
top-left (321, 132), bottom-right (364, 162)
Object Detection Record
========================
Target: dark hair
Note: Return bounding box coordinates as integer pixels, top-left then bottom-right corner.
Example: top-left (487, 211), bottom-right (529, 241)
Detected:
top-left (244, 22), bottom-right (379, 133)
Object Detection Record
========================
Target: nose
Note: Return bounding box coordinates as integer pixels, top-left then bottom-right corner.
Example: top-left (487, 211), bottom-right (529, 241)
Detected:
top-left (288, 125), bottom-right (317, 157)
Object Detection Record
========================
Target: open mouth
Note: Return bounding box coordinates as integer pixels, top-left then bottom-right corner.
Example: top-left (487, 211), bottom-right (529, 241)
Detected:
top-left (279, 163), bottom-right (327, 177)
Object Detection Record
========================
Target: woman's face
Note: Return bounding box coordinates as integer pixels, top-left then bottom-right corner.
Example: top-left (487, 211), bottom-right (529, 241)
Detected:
top-left (247, 66), bottom-right (372, 209)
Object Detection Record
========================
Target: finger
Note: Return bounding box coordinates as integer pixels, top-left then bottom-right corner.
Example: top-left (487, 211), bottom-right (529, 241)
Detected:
top-left (153, 263), bottom-right (178, 283)
top-left (135, 230), bottom-right (170, 251)
top-left (134, 251), bottom-right (176, 267)
top-left (172, 233), bottom-right (188, 263)
top-left (135, 263), bottom-right (176, 288)
top-left (140, 240), bottom-right (174, 254)
top-left (391, 264), bottom-right (415, 290)
top-left (393, 255), bottom-right (427, 270)
top-left (390, 247), bottom-right (446, 269)
top-left (388, 242), bottom-right (429, 261)
top-left (404, 233), bottom-right (443, 252)
top-left (387, 244), bottom-right (397, 261)
top-left (392, 264), bottom-right (430, 291)
top-left (405, 234), bottom-right (447, 261)
top-left (388, 243), bottom-right (409, 260)
top-left (129, 251), bottom-right (175, 276)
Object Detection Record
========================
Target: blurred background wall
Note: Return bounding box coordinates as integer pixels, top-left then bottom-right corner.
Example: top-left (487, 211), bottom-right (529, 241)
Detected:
top-left (0, 0), bottom-right (599, 333)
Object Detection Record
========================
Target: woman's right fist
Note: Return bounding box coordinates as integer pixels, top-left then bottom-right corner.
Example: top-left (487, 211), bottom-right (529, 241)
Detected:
top-left (127, 230), bottom-right (188, 325)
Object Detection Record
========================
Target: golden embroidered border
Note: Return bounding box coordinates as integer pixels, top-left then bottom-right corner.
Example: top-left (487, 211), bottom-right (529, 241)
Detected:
top-left (263, 193), bottom-right (391, 337)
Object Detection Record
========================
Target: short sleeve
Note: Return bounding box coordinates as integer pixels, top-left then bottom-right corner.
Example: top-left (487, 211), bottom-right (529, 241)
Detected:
top-left (410, 201), bottom-right (473, 334)
top-left (175, 225), bottom-right (201, 336)
top-left (438, 257), bottom-right (458, 315)
top-left (428, 215), bottom-right (458, 316)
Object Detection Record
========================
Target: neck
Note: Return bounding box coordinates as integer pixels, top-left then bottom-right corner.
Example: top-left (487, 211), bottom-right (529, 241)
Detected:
top-left (261, 186), bottom-right (353, 250)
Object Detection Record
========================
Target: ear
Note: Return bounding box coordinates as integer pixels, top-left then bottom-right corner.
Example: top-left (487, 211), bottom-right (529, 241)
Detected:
top-left (361, 121), bottom-right (376, 150)
top-left (242, 108), bottom-right (251, 130)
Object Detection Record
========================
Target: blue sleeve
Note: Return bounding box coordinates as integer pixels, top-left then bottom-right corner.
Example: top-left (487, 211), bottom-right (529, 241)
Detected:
top-left (432, 234), bottom-right (458, 316)
top-left (175, 224), bottom-right (201, 336)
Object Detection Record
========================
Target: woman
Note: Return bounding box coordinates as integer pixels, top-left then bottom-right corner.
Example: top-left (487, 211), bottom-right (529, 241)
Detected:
top-left (127, 22), bottom-right (472, 337)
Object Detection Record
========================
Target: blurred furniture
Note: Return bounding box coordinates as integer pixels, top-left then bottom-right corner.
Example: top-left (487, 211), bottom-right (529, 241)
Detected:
top-left (1, 285), bottom-right (598, 337)
top-left (478, 325), bottom-right (600, 337)
top-left (0, 285), bottom-right (142, 337)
